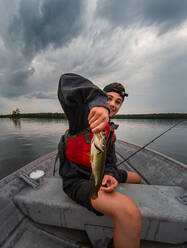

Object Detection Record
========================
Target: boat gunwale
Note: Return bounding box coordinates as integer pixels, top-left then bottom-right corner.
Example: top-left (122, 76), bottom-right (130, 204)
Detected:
top-left (0, 151), bottom-right (57, 188)
top-left (117, 139), bottom-right (187, 169)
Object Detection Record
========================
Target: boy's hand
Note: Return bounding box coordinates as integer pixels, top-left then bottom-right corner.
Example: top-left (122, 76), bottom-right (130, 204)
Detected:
top-left (88, 107), bottom-right (109, 133)
top-left (100, 175), bottom-right (118, 193)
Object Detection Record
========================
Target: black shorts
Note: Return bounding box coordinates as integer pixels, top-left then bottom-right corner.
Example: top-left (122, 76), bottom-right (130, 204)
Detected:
top-left (63, 177), bottom-right (103, 216)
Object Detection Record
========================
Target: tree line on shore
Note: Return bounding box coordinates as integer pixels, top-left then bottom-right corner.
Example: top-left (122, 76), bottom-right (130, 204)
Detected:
top-left (0, 112), bottom-right (187, 119)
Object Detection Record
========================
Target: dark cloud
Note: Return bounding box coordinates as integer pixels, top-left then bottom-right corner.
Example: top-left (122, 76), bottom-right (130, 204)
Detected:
top-left (26, 91), bottom-right (56, 100)
top-left (0, 0), bottom-right (186, 115)
top-left (0, 68), bottom-right (35, 98)
top-left (151, 51), bottom-right (187, 112)
top-left (96, 0), bottom-right (187, 34)
top-left (0, 0), bottom-right (84, 100)
top-left (129, 46), bottom-right (187, 113)
top-left (8, 0), bottom-right (83, 60)
top-left (142, 0), bottom-right (187, 33)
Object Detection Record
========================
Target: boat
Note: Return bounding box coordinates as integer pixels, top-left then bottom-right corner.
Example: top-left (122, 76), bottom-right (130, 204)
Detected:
top-left (0, 140), bottom-right (187, 248)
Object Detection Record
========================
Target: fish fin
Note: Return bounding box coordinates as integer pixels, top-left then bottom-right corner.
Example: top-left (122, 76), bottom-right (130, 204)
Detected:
top-left (90, 172), bottom-right (95, 182)
top-left (90, 153), bottom-right (93, 163)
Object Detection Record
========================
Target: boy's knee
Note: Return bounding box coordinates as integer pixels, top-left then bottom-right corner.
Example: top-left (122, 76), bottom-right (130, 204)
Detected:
top-left (117, 198), bottom-right (141, 225)
top-left (126, 203), bottom-right (141, 221)
top-left (121, 201), bottom-right (142, 235)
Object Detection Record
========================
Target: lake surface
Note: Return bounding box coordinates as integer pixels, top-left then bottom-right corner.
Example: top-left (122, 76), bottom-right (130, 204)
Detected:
top-left (0, 118), bottom-right (187, 180)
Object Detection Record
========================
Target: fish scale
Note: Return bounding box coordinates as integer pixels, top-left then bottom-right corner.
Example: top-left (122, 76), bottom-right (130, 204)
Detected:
top-left (90, 131), bottom-right (107, 199)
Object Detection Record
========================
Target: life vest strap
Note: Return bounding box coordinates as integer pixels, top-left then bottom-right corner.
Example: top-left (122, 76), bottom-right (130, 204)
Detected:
top-left (106, 127), bottom-right (114, 152)
top-left (85, 132), bottom-right (91, 144)
top-left (67, 128), bottom-right (91, 138)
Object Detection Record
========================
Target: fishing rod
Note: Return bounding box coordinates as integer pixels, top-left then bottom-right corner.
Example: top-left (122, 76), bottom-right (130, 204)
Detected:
top-left (117, 119), bottom-right (186, 167)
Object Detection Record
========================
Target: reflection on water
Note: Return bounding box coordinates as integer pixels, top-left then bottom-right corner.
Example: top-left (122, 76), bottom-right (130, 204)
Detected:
top-left (0, 118), bottom-right (186, 180)
top-left (115, 119), bottom-right (183, 144)
top-left (12, 118), bottom-right (21, 129)
top-left (0, 118), bottom-right (68, 179)
top-left (114, 118), bottom-right (187, 164)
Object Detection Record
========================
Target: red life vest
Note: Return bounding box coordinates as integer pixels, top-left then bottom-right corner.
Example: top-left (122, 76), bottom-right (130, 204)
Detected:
top-left (65, 123), bottom-right (115, 168)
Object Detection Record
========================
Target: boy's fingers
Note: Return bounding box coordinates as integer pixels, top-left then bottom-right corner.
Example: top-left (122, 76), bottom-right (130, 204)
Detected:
top-left (88, 110), bottom-right (95, 121)
top-left (88, 107), bottom-right (109, 122)
top-left (88, 107), bottom-right (109, 133)
top-left (89, 111), bottom-right (108, 124)
top-left (89, 114), bottom-right (99, 126)
top-left (100, 175), bottom-right (117, 192)
top-left (100, 185), bottom-right (114, 193)
top-left (88, 107), bottom-right (100, 121)
top-left (91, 122), bottom-right (107, 133)
top-left (102, 176), bottom-right (108, 186)
top-left (110, 178), bottom-right (118, 187)
top-left (90, 116), bottom-right (105, 129)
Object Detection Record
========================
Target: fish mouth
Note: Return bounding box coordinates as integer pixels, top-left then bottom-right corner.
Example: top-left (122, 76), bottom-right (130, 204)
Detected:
top-left (94, 143), bottom-right (103, 152)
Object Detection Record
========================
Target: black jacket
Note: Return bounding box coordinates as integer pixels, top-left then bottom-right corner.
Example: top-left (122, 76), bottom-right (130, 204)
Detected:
top-left (57, 73), bottom-right (127, 182)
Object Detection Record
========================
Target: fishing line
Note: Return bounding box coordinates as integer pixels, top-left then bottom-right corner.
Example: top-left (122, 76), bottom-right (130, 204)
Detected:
top-left (117, 119), bottom-right (186, 167)
top-left (116, 151), bottom-right (151, 184)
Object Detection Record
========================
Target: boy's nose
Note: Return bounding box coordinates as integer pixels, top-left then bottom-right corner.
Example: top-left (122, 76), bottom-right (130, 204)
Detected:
top-left (109, 101), bottom-right (115, 107)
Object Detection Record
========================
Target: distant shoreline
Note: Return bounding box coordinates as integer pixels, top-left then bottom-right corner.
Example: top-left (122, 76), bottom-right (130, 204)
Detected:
top-left (0, 113), bottom-right (187, 119)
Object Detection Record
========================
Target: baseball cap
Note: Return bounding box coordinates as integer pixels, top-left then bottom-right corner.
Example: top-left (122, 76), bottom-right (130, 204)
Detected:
top-left (103, 82), bottom-right (128, 101)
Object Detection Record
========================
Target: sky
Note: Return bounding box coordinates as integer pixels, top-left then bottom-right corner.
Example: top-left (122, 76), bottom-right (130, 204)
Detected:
top-left (0, 0), bottom-right (187, 115)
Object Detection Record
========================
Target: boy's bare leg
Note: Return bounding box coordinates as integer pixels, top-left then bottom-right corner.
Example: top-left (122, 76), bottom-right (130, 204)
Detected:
top-left (126, 171), bottom-right (141, 184)
top-left (91, 191), bottom-right (142, 248)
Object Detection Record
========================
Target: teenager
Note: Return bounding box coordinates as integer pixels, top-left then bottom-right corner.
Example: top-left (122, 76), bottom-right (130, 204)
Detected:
top-left (58, 73), bottom-right (142, 248)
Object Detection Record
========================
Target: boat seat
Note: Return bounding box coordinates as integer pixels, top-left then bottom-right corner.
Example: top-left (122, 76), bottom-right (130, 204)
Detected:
top-left (14, 178), bottom-right (187, 248)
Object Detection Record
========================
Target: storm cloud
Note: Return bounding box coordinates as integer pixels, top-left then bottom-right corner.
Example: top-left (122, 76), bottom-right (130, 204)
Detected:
top-left (0, 0), bottom-right (84, 101)
top-left (8, 0), bottom-right (84, 60)
top-left (96, 0), bottom-right (187, 34)
top-left (0, 0), bottom-right (187, 114)
top-left (26, 91), bottom-right (56, 100)
top-left (0, 68), bottom-right (35, 98)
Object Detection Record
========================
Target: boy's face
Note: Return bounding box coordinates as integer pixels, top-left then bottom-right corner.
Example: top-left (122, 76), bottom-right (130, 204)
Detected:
top-left (106, 92), bottom-right (123, 117)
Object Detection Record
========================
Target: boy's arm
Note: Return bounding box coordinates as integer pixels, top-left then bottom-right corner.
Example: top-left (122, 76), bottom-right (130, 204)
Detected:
top-left (100, 142), bottom-right (127, 192)
top-left (104, 141), bottom-right (127, 183)
top-left (58, 73), bottom-right (109, 134)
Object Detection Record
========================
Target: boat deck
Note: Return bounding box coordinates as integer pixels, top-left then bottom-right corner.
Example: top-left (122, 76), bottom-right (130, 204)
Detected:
top-left (0, 140), bottom-right (186, 248)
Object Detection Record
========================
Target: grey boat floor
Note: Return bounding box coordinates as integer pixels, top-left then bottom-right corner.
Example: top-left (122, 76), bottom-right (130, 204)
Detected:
top-left (0, 140), bottom-right (187, 248)
top-left (4, 220), bottom-right (186, 248)
top-left (3, 219), bottom-right (186, 248)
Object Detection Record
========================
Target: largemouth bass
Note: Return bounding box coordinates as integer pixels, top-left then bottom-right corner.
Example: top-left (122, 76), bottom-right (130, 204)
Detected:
top-left (90, 131), bottom-right (106, 199)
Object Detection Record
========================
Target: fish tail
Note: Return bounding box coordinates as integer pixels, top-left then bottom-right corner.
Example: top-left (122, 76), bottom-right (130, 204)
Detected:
top-left (91, 189), bottom-right (98, 199)
top-left (90, 177), bottom-right (99, 199)
top-left (91, 182), bottom-right (101, 199)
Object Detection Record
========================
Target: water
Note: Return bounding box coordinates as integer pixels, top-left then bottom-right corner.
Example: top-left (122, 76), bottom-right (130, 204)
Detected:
top-left (0, 118), bottom-right (186, 180)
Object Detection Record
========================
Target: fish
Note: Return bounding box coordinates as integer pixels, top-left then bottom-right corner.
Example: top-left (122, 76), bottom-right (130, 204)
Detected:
top-left (90, 131), bottom-right (107, 199)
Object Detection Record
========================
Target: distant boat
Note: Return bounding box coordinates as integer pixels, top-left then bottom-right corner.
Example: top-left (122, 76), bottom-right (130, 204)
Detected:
top-left (0, 140), bottom-right (187, 248)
